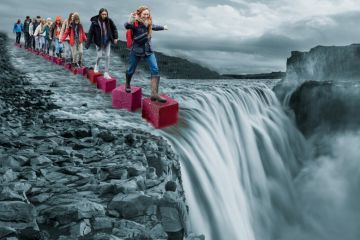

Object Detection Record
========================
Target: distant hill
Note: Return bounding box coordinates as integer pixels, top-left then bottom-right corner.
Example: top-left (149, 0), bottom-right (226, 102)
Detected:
top-left (222, 71), bottom-right (286, 80)
top-left (112, 40), bottom-right (221, 79)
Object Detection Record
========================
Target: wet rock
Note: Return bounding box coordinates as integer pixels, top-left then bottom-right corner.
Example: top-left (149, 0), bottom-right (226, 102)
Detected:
top-left (127, 163), bottom-right (146, 177)
top-left (0, 226), bottom-right (16, 239)
top-left (108, 192), bottom-right (154, 219)
top-left (0, 187), bottom-right (24, 201)
top-left (31, 156), bottom-right (52, 166)
top-left (75, 128), bottom-right (91, 139)
top-left (0, 201), bottom-right (36, 223)
top-left (97, 130), bottom-right (115, 142)
top-left (0, 169), bottom-right (19, 183)
top-left (112, 219), bottom-right (147, 238)
top-left (92, 217), bottom-right (114, 230)
top-left (40, 200), bottom-right (105, 225)
top-left (90, 233), bottom-right (122, 240)
top-left (124, 134), bottom-right (135, 146)
top-left (70, 219), bottom-right (91, 238)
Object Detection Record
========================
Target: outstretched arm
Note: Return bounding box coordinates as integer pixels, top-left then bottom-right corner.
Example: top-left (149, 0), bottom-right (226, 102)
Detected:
top-left (152, 24), bottom-right (168, 31)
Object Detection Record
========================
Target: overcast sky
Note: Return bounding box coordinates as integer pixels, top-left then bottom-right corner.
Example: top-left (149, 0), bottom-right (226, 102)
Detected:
top-left (2, 0), bottom-right (360, 74)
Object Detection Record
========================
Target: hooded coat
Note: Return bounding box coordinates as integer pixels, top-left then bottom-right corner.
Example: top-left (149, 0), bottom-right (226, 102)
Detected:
top-left (85, 15), bottom-right (118, 49)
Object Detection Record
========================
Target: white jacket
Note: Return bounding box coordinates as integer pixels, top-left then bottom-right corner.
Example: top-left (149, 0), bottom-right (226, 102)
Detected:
top-left (34, 24), bottom-right (45, 37)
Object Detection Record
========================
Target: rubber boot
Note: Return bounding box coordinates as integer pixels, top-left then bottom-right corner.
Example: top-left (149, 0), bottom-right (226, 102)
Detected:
top-left (150, 76), bottom-right (167, 103)
top-left (125, 73), bottom-right (132, 93)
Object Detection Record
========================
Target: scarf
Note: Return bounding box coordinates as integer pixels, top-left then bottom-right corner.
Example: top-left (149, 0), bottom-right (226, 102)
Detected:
top-left (98, 18), bottom-right (109, 47)
top-left (74, 24), bottom-right (80, 44)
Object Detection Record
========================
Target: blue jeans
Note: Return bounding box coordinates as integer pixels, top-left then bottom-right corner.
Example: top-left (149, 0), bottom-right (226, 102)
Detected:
top-left (127, 52), bottom-right (159, 77)
top-left (53, 38), bottom-right (63, 54)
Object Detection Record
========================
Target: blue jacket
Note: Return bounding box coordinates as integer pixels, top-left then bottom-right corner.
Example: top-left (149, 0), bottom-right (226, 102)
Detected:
top-left (124, 20), bottom-right (164, 57)
top-left (13, 23), bottom-right (23, 33)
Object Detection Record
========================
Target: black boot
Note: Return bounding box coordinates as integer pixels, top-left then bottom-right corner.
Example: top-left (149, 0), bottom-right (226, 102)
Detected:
top-left (150, 76), bottom-right (167, 103)
top-left (125, 73), bottom-right (132, 93)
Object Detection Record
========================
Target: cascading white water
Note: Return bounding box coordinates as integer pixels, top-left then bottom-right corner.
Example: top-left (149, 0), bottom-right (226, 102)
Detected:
top-left (161, 86), bottom-right (309, 240)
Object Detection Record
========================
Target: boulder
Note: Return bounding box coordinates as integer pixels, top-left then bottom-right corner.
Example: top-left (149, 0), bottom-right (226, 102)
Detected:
top-left (108, 192), bottom-right (154, 219)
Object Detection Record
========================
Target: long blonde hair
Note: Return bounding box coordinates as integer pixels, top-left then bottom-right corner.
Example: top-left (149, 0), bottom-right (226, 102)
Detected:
top-left (136, 5), bottom-right (152, 37)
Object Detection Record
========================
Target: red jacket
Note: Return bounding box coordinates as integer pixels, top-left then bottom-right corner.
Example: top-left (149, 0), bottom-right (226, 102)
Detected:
top-left (60, 24), bottom-right (87, 46)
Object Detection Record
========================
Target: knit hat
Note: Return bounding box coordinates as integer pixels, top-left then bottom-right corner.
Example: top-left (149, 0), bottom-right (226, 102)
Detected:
top-left (46, 17), bottom-right (52, 21)
top-left (55, 16), bottom-right (61, 21)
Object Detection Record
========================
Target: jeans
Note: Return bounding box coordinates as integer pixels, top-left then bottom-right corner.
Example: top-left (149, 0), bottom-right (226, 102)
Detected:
top-left (53, 38), bottom-right (64, 54)
top-left (39, 37), bottom-right (45, 51)
top-left (15, 32), bottom-right (21, 44)
top-left (127, 52), bottom-right (159, 77)
top-left (166, 229), bottom-right (184, 240)
top-left (95, 43), bottom-right (111, 73)
top-left (43, 38), bottom-right (50, 53)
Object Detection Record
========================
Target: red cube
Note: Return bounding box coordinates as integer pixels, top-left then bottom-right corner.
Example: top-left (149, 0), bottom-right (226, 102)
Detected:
top-left (50, 56), bottom-right (56, 62)
top-left (87, 70), bottom-right (103, 84)
top-left (64, 63), bottom-right (72, 70)
top-left (72, 66), bottom-right (87, 76)
top-left (142, 95), bottom-right (179, 129)
top-left (97, 76), bottom-right (116, 94)
top-left (55, 58), bottom-right (64, 65)
top-left (112, 85), bottom-right (142, 112)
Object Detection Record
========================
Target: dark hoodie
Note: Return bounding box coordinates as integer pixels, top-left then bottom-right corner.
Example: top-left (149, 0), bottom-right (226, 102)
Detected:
top-left (85, 15), bottom-right (118, 49)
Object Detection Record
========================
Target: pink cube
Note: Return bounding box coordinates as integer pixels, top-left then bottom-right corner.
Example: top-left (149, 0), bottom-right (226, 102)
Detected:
top-left (142, 95), bottom-right (179, 129)
top-left (112, 85), bottom-right (142, 112)
top-left (97, 76), bottom-right (116, 93)
top-left (55, 58), bottom-right (64, 65)
top-left (72, 67), bottom-right (87, 76)
top-left (64, 63), bottom-right (72, 70)
top-left (15, 43), bottom-right (22, 48)
top-left (87, 70), bottom-right (103, 84)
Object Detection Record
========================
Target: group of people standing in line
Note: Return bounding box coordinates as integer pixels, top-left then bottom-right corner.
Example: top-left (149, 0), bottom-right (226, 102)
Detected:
top-left (13, 5), bottom-right (168, 103)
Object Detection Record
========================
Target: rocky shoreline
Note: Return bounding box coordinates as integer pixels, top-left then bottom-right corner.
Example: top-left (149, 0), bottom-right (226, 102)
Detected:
top-left (0, 33), bottom-right (184, 240)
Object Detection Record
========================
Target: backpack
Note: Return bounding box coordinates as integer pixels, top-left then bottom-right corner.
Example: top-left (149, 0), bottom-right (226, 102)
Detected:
top-left (126, 21), bottom-right (139, 49)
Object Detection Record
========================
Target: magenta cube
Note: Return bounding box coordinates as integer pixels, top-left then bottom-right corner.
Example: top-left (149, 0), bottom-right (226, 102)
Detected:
top-left (64, 63), bottom-right (72, 70)
top-left (142, 95), bottom-right (179, 129)
top-left (72, 67), bottom-right (87, 76)
top-left (97, 76), bottom-right (116, 94)
top-left (55, 58), bottom-right (64, 65)
top-left (112, 85), bottom-right (142, 112)
top-left (87, 70), bottom-right (103, 84)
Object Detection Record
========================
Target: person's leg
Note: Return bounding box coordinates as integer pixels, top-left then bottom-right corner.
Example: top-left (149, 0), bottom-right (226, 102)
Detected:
top-left (94, 45), bottom-right (103, 72)
top-left (104, 43), bottom-right (111, 73)
top-left (71, 44), bottom-right (77, 67)
top-left (78, 43), bottom-right (84, 66)
top-left (16, 33), bottom-right (21, 44)
top-left (125, 52), bottom-right (140, 92)
top-left (54, 38), bottom-right (60, 56)
top-left (65, 41), bottom-right (72, 63)
top-left (35, 36), bottom-right (39, 50)
top-left (146, 53), bottom-right (166, 103)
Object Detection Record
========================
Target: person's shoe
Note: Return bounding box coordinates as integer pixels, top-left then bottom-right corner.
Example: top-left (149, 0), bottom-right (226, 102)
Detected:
top-left (94, 64), bottom-right (99, 73)
top-left (150, 76), bottom-right (167, 103)
top-left (125, 73), bottom-right (132, 93)
top-left (72, 63), bottom-right (77, 68)
top-left (103, 72), bottom-right (111, 80)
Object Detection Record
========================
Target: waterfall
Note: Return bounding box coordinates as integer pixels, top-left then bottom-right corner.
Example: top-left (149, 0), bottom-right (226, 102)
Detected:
top-left (161, 86), bottom-right (309, 239)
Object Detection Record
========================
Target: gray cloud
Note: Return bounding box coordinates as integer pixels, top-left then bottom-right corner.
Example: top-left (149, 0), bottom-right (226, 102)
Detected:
top-left (2, 0), bottom-right (360, 74)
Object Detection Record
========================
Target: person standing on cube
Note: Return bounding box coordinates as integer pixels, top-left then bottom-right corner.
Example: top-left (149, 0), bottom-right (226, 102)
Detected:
top-left (85, 8), bottom-right (119, 80)
top-left (124, 5), bottom-right (168, 103)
